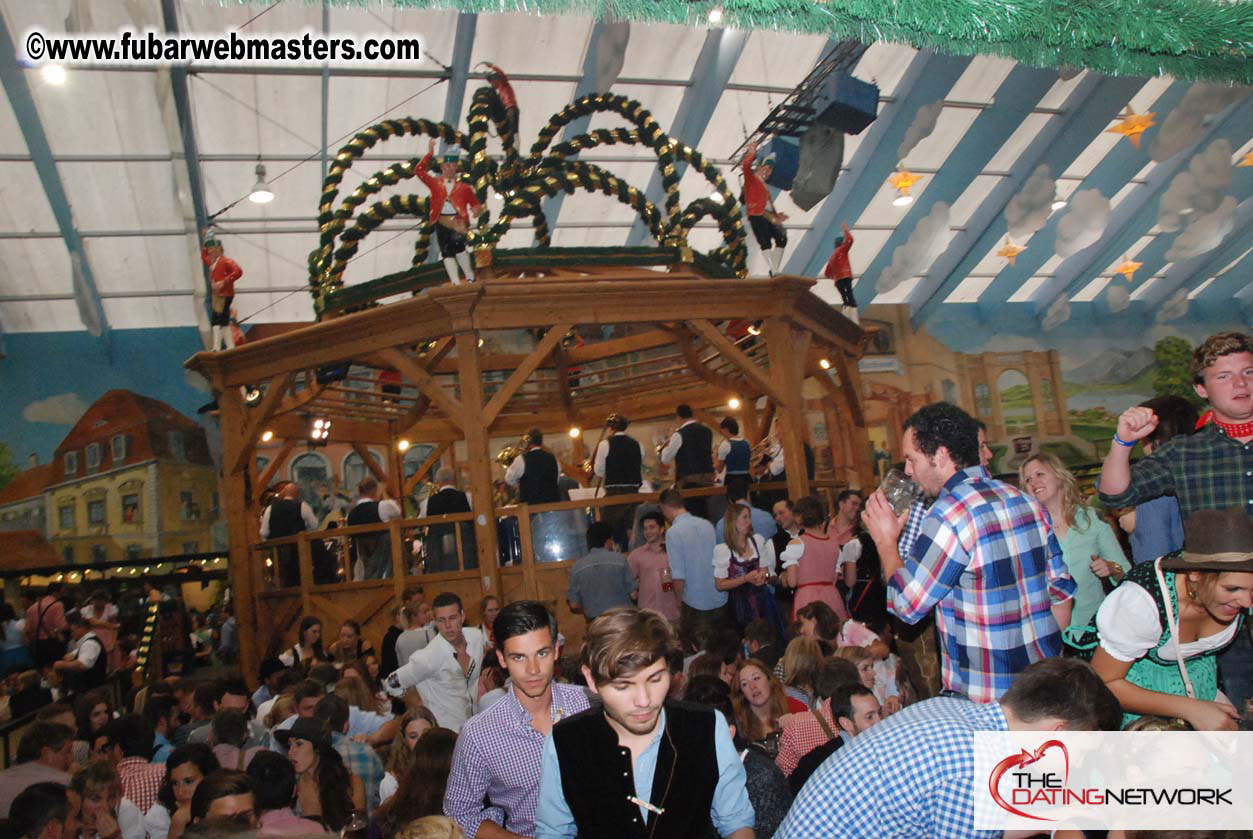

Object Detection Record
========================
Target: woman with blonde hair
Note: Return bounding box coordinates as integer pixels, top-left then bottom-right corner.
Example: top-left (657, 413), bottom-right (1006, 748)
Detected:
top-left (714, 503), bottom-right (783, 637)
top-left (394, 815), bottom-right (465, 839)
top-left (731, 659), bottom-right (790, 758)
top-left (263, 694), bottom-right (295, 731)
top-left (778, 637), bottom-right (822, 712)
top-left (1020, 451), bottom-right (1128, 628)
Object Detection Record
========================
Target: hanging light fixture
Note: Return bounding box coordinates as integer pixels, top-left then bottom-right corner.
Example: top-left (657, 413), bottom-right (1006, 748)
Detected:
top-left (249, 162), bottom-right (275, 204)
top-left (41, 64), bottom-right (67, 85)
top-left (707, 5), bottom-right (724, 24)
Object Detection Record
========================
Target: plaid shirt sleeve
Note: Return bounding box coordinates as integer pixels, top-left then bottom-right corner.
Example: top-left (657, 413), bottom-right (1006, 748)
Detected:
top-left (443, 726), bottom-right (504, 837)
top-left (1097, 444), bottom-right (1177, 508)
top-left (774, 730), bottom-right (883, 837)
top-left (1042, 528), bottom-right (1076, 604)
top-left (889, 512), bottom-right (971, 624)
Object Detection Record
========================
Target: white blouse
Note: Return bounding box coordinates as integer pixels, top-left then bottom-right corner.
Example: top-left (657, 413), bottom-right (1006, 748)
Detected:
top-left (712, 534), bottom-right (776, 579)
top-left (1095, 579), bottom-right (1240, 663)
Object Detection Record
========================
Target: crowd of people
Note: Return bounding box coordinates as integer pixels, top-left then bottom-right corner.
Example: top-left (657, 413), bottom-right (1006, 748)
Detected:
top-left (1, 329), bottom-right (1248, 839)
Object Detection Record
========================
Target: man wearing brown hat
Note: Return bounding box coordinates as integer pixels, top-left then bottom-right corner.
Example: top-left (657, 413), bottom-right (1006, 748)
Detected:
top-left (1098, 330), bottom-right (1253, 710)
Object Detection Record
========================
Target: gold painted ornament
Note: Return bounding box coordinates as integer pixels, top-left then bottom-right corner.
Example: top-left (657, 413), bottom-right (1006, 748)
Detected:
top-left (997, 237), bottom-right (1026, 265)
top-left (1105, 109), bottom-right (1155, 149)
top-left (1113, 258), bottom-right (1142, 281)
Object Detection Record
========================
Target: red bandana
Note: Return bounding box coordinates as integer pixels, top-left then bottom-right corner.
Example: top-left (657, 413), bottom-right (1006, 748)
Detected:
top-left (1197, 410), bottom-right (1253, 438)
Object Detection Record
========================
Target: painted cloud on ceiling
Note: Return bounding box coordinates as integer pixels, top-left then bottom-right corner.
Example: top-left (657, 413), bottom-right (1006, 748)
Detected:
top-left (1156, 287), bottom-right (1190, 322)
top-left (1157, 139), bottom-right (1233, 232)
top-left (1042, 295), bottom-right (1071, 331)
top-left (1006, 165), bottom-right (1057, 241)
top-left (1165, 195), bottom-right (1237, 261)
top-left (897, 102), bottom-right (944, 162)
top-left (1151, 84), bottom-right (1250, 162)
top-left (1055, 189), bottom-right (1111, 258)
top-left (1106, 284), bottom-right (1132, 312)
top-left (876, 202), bottom-right (951, 294)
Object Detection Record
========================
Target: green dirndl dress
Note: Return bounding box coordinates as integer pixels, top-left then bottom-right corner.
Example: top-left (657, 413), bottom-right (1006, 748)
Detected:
top-left (1115, 558), bottom-right (1236, 727)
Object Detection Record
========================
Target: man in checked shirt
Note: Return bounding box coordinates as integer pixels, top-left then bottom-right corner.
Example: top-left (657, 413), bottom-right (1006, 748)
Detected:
top-left (443, 601), bottom-right (589, 838)
top-left (862, 402), bottom-right (1075, 703)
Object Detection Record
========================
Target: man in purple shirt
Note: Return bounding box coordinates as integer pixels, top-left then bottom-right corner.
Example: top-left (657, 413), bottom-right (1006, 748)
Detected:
top-left (444, 601), bottom-right (589, 838)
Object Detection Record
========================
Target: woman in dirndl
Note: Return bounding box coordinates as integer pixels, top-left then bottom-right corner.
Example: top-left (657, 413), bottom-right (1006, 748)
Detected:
top-left (713, 503), bottom-right (785, 640)
top-left (1090, 509), bottom-right (1253, 730)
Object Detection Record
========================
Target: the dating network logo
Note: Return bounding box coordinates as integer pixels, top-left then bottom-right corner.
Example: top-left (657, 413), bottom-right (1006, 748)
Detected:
top-left (988, 739), bottom-right (1070, 821)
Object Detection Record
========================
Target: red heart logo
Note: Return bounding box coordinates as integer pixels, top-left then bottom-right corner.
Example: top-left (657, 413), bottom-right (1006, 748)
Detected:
top-left (988, 739), bottom-right (1069, 821)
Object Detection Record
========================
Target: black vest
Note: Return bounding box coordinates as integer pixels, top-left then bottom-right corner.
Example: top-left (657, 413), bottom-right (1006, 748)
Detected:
top-left (346, 500), bottom-right (382, 526)
top-left (519, 449), bottom-right (560, 504)
top-left (723, 439), bottom-right (751, 474)
top-left (604, 434), bottom-right (643, 487)
top-left (675, 423), bottom-right (714, 478)
top-left (66, 633), bottom-right (107, 694)
top-left (552, 702), bottom-right (719, 839)
top-left (267, 498), bottom-right (306, 538)
top-left (426, 487), bottom-right (471, 516)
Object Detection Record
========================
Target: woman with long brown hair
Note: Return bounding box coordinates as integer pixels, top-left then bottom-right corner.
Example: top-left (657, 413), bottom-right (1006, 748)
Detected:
top-left (275, 717), bottom-right (365, 831)
top-left (379, 707), bottom-right (438, 805)
top-left (781, 496), bottom-right (851, 622)
top-left (731, 659), bottom-right (790, 758)
top-left (370, 727), bottom-right (458, 839)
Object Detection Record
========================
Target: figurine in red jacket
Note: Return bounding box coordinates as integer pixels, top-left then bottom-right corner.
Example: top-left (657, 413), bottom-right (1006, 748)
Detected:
top-left (741, 141), bottom-right (789, 276)
top-left (822, 222), bottom-right (857, 309)
top-left (417, 139), bottom-right (483, 284)
top-left (480, 62), bottom-right (518, 138)
top-left (201, 231), bottom-right (242, 350)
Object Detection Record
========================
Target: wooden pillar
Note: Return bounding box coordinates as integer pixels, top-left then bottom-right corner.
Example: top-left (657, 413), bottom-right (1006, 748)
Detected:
top-left (216, 386), bottom-right (261, 686)
top-left (765, 318), bottom-right (809, 501)
top-left (455, 330), bottom-right (502, 596)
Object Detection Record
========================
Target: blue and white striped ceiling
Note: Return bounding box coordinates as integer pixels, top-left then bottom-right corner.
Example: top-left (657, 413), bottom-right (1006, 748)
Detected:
top-left (0, 1), bottom-right (1248, 337)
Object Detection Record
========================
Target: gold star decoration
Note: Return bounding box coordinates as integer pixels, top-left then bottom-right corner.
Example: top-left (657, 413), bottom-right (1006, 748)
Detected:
top-left (1114, 258), bottom-right (1143, 281)
top-left (888, 169), bottom-right (922, 196)
top-left (997, 237), bottom-right (1026, 266)
top-left (1238, 152), bottom-right (1253, 168)
top-left (1105, 109), bottom-right (1156, 149)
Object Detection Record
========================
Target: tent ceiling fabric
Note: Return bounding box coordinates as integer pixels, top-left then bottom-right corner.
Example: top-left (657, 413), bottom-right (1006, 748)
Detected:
top-left (0, 0), bottom-right (1248, 335)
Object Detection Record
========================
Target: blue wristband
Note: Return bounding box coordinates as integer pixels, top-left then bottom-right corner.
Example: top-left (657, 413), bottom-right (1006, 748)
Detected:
top-left (1112, 434), bottom-right (1136, 448)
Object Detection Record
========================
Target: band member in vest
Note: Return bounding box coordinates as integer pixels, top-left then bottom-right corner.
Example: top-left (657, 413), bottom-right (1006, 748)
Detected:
top-left (346, 478), bottom-right (402, 580)
top-left (761, 421), bottom-right (816, 505)
top-left (54, 611), bottom-right (108, 693)
top-left (419, 467), bottom-right (477, 573)
top-left (506, 429), bottom-right (563, 504)
top-left (417, 138), bottom-right (482, 285)
top-left (660, 404), bottom-right (717, 521)
top-left (507, 430), bottom-right (571, 562)
top-left (595, 414), bottom-right (645, 550)
top-left (716, 418), bottom-right (753, 503)
top-left (260, 482), bottom-right (321, 587)
top-left (741, 141), bottom-right (788, 276)
top-left (201, 230), bottom-right (242, 351)
top-left (535, 607), bottom-right (754, 839)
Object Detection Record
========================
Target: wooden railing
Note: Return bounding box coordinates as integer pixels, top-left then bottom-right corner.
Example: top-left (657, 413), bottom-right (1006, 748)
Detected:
top-left (244, 479), bottom-right (845, 659)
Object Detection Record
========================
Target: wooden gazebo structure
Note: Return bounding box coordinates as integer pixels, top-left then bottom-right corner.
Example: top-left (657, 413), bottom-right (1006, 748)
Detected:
top-left (188, 259), bottom-right (873, 678)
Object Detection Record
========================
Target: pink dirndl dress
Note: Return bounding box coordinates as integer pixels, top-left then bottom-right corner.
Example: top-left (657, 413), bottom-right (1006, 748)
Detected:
top-left (789, 529), bottom-right (850, 621)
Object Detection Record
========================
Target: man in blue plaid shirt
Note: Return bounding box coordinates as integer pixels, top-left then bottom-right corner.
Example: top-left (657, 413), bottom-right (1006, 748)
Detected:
top-left (775, 658), bottom-right (1121, 838)
top-left (863, 403), bottom-right (1075, 703)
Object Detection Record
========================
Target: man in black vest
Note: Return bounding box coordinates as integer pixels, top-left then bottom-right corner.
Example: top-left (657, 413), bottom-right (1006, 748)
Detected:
top-left (53, 610), bottom-right (107, 693)
top-left (535, 607), bottom-right (754, 839)
top-left (593, 413), bottom-right (644, 550)
top-left (346, 477), bottom-right (402, 580)
top-left (420, 467), bottom-right (477, 572)
top-left (659, 404), bottom-right (716, 521)
top-left (505, 429), bottom-right (562, 504)
top-left (260, 482), bottom-right (321, 587)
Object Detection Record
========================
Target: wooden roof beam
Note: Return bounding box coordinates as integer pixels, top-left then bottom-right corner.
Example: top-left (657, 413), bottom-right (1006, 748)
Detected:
top-left (229, 372), bottom-right (295, 475)
top-left (482, 323), bottom-right (572, 426)
top-left (687, 319), bottom-right (788, 406)
top-left (377, 347), bottom-right (466, 431)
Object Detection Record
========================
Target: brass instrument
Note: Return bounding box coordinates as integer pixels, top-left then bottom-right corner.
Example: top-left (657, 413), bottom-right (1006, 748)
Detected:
top-left (580, 414), bottom-right (620, 478)
top-left (495, 435), bottom-right (529, 466)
